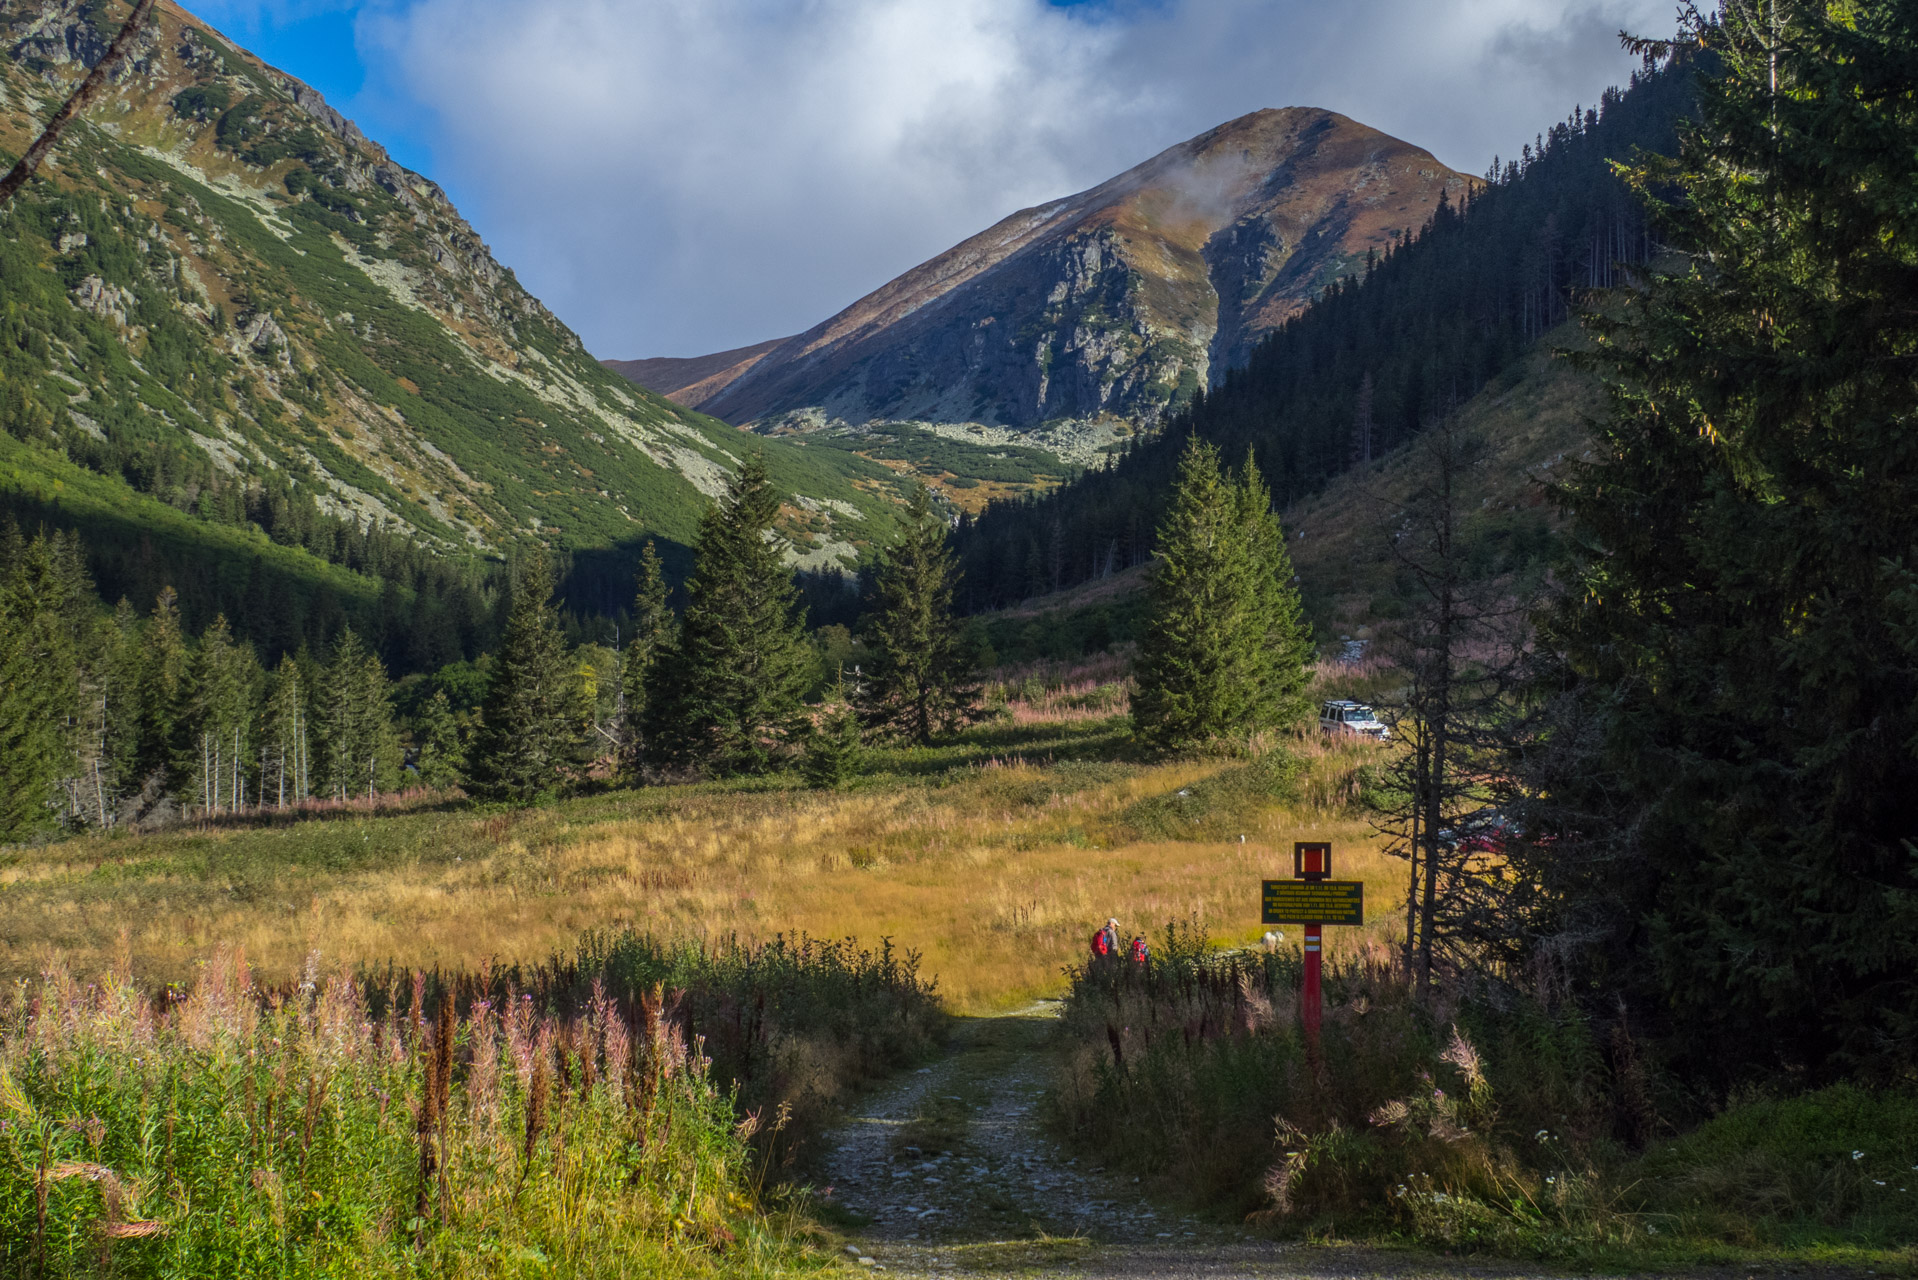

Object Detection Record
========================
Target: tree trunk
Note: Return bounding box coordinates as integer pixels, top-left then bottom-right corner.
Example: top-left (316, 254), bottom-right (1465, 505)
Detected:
top-left (0, 0), bottom-right (161, 206)
top-left (1403, 735), bottom-right (1424, 974)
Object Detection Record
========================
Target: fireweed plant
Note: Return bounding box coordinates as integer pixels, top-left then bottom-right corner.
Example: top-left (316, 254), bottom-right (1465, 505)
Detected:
top-left (0, 934), bottom-right (938, 1277)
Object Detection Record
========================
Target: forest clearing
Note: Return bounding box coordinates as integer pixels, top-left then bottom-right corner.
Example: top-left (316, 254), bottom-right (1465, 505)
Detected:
top-left (0, 680), bottom-right (1390, 1013)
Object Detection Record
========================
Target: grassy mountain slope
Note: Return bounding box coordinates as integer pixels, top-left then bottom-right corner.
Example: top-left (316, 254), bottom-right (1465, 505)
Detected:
top-left (1284, 344), bottom-right (1596, 641)
top-left (960, 342), bottom-right (1599, 662)
top-left (0, 0), bottom-right (898, 633)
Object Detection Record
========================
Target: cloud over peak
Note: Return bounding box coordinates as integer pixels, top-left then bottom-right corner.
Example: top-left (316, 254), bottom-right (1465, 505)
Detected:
top-left (325, 0), bottom-right (1674, 356)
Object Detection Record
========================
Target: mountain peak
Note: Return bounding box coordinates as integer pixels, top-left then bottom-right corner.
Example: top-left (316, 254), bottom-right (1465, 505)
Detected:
top-left (614, 108), bottom-right (1469, 447)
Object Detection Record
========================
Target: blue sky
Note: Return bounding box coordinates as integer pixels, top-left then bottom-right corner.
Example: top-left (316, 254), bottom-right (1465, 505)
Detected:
top-left (182, 0), bottom-right (1675, 358)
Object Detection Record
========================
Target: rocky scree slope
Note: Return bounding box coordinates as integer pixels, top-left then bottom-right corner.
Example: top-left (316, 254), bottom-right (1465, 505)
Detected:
top-left (0, 0), bottom-right (893, 574)
top-left (611, 109), bottom-right (1469, 474)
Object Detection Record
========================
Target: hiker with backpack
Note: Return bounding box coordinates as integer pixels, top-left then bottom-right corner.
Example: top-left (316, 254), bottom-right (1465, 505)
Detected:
top-left (1129, 934), bottom-right (1150, 966)
top-left (1089, 917), bottom-right (1119, 970)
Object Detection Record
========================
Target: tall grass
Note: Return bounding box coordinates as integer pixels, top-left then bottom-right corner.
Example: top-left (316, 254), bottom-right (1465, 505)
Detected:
top-left (982, 656), bottom-right (1133, 725)
top-left (0, 932), bottom-right (937, 1277)
top-left (1051, 925), bottom-right (1625, 1248)
top-left (1, 722), bottom-right (1396, 1012)
top-left (1050, 928), bottom-right (1918, 1264)
top-left (363, 931), bottom-right (945, 1170)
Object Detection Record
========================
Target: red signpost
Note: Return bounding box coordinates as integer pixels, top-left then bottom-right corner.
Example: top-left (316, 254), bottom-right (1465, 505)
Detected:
top-left (1260, 842), bottom-right (1363, 1055)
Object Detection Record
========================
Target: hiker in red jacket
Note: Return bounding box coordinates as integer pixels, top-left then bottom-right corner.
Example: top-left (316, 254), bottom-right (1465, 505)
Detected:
top-left (1129, 935), bottom-right (1150, 966)
top-left (1089, 917), bottom-right (1119, 969)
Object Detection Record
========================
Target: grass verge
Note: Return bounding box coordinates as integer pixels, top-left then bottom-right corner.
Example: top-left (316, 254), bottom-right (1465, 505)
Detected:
top-left (1046, 928), bottom-right (1918, 1274)
top-left (0, 944), bottom-right (834, 1277)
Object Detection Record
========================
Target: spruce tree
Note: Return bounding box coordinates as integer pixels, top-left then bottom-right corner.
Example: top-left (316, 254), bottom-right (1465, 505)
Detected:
top-left (173, 615), bottom-right (261, 815)
top-left (859, 484), bottom-right (980, 744)
top-left (618, 540), bottom-right (673, 778)
top-left (412, 689), bottom-right (465, 790)
top-left (138, 587), bottom-right (187, 785)
top-left (1526, 2), bottom-right (1918, 1078)
top-left (98, 598), bottom-right (143, 810)
top-left (0, 530), bottom-right (78, 839)
top-left (803, 671), bottom-right (864, 790)
top-left (471, 555), bottom-right (589, 801)
top-left (645, 455), bottom-right (812, 776)
top-left (318, 628), bottom-right (398, 802)
top-left (260, 654), bottom-right (309, 808)
top-left (1233, 451), bottom-right (1314, 738)
top-left (1132, 437), bottom-right (1310, 751)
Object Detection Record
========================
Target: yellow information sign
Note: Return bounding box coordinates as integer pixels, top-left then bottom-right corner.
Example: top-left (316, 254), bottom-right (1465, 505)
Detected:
top-left (1261, 880), bottom-right (1364, 926)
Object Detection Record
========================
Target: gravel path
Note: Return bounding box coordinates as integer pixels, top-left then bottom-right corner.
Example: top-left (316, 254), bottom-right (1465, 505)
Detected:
top-left (813, 1004), bottom-right (1841, 1279)
top-left (818, 1001), bottom-right (1216, 1248)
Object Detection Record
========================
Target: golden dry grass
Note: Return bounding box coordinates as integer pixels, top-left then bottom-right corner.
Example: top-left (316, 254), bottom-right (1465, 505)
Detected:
top-left (0, 721), bottom-right (1402, 1013)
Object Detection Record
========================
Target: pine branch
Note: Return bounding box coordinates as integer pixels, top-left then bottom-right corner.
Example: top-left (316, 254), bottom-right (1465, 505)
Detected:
top-left (0, 0), bottom-right (161, 208)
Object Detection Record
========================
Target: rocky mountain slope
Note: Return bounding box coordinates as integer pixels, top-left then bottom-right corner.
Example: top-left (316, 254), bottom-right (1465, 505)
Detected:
top-left (0, 0), bottom-right (894, 612)
top-left (610, 109), bottom-right (1470, 475)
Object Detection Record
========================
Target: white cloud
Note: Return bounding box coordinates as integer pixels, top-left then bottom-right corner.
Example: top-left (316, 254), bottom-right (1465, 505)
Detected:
top-left (348, 0), bottom-right (1677, 358)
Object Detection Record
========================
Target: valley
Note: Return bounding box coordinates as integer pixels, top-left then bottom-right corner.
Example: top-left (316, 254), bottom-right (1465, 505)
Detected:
top-left (0, 683), bottom-right (1391, 1012)
top-left (3, 0), bottom-right (1916, 1277)
top-left (0, 0), bottom-right (902, 651)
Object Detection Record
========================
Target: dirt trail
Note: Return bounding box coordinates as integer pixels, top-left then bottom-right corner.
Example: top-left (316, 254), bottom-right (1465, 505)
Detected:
top-left (814, 1004), bottom-right (1663, 1279)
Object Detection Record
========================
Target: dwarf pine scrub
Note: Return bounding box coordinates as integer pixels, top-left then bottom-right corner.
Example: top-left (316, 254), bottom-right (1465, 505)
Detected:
top-left (0, 940), bottom-right (909, 1277)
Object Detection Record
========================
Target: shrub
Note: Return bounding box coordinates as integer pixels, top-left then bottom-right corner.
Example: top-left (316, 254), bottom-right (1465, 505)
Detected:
top-left (169, 85), bottom-right (230, 122)
top-left (1633, 1085), bottom-right (1918, 1246)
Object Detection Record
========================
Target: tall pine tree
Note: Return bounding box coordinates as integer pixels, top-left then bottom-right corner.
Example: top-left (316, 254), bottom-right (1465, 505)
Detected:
top-left (1132, 437), bottom-right (1311, 752)
top-left (645, 455), bottom-right (811, 776)
top-left (1233, 450), bottom-right (1314, 736)
top-left (859, 484), bottom-right (979, 744)
top-left (1525, 2), bottom-right (1918, 1078)
top-left (260, 654), bottom-right (309, 808)
top-left (96, 598), bottom-right (144, 817)
top-left (0, 529), bottom-right (78, 839)
top-left (471, 555), bottom-right (589, 801)
top-left (137, 587), bottom-right (187, 787)
top-left (618, 540), bottom-right (673, 778)
top-left (318, 627), bottom-right (398, 802)
top-left (412, 689), bottom-right (466, 790)
top-left (173, 615), bottom-right (262, 815)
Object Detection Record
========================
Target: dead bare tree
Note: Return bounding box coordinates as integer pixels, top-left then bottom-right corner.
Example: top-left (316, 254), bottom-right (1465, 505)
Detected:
top-left (1372, 412), bottom-right (1533, 994)
top-left (0, 0), bottom-right (161, 208)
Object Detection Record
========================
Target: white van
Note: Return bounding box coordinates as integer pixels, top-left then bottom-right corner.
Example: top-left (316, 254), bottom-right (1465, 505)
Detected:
top-left (1319, 699), bottom-right (1389, 740)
